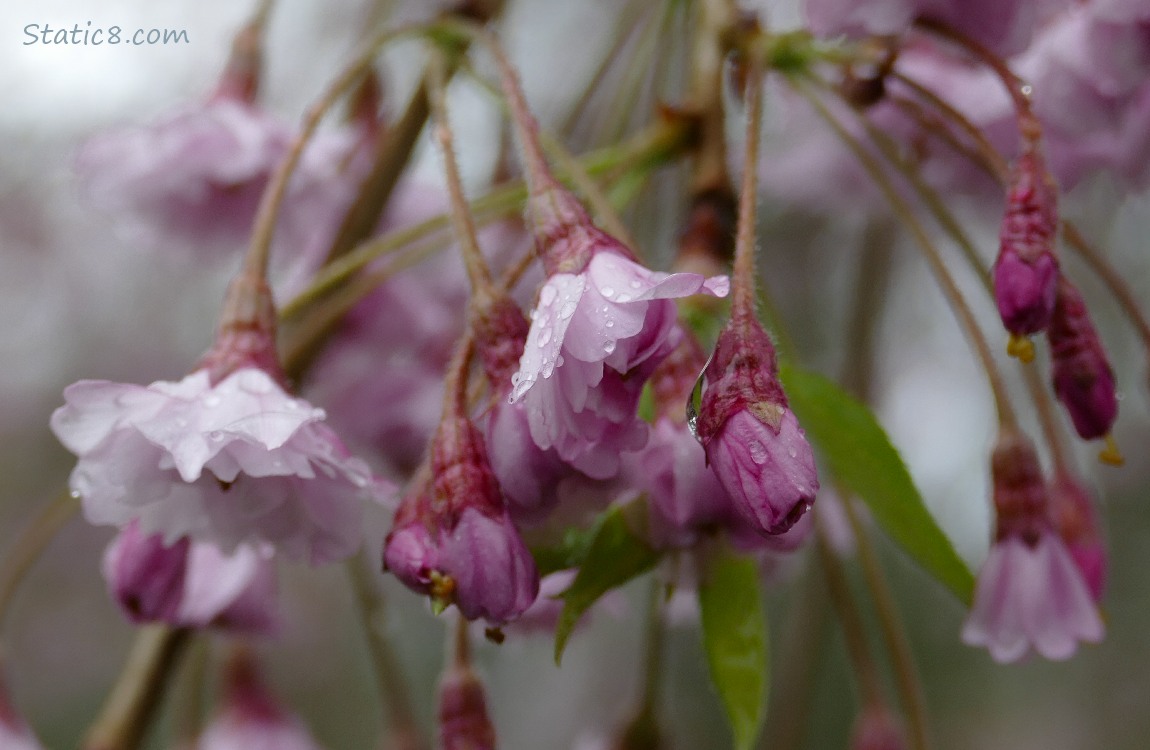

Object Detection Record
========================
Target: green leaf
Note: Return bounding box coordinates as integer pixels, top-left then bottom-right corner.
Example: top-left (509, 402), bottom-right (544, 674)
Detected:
top-left (698, 546), bottom-right (768, 750)
top-left (554, 503), bottom-right (661, 663)
top-left (530, 518), bottom-right (608, 577)
top-left (779, 363), bottom-right (975, 603)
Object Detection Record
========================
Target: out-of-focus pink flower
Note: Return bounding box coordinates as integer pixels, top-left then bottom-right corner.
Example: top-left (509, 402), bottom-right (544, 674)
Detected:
top-left (197, 653), bottom-right (324, 750)
top-left (804, 0), bottom-right (1070, 56)
top-left (961, 533), bottom-right (1104, 662)
top-left (510, 193), bottom-right (728, 479)
top-left (1046, 278), bottom-right (1118, 440)
top-left (51, 366), bottom-right (386, 565)
top-left (850, 706), bottom-right (907, 750)
top-left (384, 415), bottom-right (539, 625)
top-left (962, 431), bottom-right (1103, 661)
top-left (1049, 471), bottom-right (1107, 602)
top-left (993, 149), bottom-right (1061, 337)
top-left (0, 675), bottom-right (42, 750)
top-left (695, 311), bottom-right (818, 536)
top-left (102, 520), bottom-right (279, 632)
top-left (438, 663), bottom-right (496, 750)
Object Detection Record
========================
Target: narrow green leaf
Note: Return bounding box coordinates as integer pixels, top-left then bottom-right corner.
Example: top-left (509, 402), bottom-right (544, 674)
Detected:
top-left (554, 503), bottom-right (661, 663)
top-left (779, 363), bottom-right (975, 603)
top-left (698, 546), bottom-right (768, 750)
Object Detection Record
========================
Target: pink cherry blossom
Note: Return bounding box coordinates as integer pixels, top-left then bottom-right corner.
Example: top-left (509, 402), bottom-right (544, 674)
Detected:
top-left (51, 367), bottom-right (389, 565)
top-left (438, 663), bottom-right (497, 750)
top-left (961, 533), bottom-right (1104, 662)
top-left (509, 250), bottom-right (728, 478)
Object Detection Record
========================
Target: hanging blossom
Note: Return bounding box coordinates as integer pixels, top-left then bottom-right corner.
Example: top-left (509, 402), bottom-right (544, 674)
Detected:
top-left (197, 652), bottom-right (325, 750)
top-left (1046, 277), bottom-right (1119, 442)
top-left (692, 307), bottom-right (820, 536)
top-left (508, 186), bottom-right (728, 480)
top-left (384, 408), bottom-right (539, 625)
top-left (438, 656), bottom-right (498, 750)
top-left (102, 520), bottom-right (278, 632)
top-left (50, 274), bottom-right (390, 565)
top-left (961, 430), bottom-right (1104, 662)
top-left (993, 146), bottom-right (1061, 344)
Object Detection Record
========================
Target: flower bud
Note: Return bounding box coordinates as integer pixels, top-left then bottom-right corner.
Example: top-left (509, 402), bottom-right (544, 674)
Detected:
top-left (102, 521), bottom-right (190, 624)
top-left (695, 311), bottom-right (819, 535)
top-left (384, 415), bottom-right (539, 625)
top-left (993, 149), bottom-right (1060, 341)
top-left (438, 664), bottom-right (496, 750)
top-left (1047, 278), bottom-right (1118, 441)
top-left (849, 706), bottom-right (906, 750)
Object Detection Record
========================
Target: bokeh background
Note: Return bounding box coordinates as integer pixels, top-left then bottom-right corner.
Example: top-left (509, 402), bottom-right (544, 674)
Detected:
top-left (1, 0), bottom-right (1149, 747)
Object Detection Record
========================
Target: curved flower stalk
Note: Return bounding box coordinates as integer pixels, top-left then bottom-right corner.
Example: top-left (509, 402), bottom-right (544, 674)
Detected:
top-left (961, 430), bottom-right (1104, 662)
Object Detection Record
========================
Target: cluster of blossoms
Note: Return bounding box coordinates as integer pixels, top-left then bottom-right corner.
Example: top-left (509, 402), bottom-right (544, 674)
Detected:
top-left (3, 0), bottom-right (1148, 746)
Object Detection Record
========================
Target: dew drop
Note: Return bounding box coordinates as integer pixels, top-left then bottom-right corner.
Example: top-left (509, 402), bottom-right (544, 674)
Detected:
top-left (616, 293), bottom-right (632, 303)
top-left (605, 320), bottom-right (615, 328)
top-left (601, 286), bottom-right (615, 298)
top-left (540, 285), bottom-right (558, 305)
top-left (559, 301), bottom-right (578, 319)
top-left (538, 329), bottom-right (552, 346)
top-left (208, 430), bottom-right (224, 441)
top-left (202, 394), bottom-right (221, 408)
top-left (511, 373), bottom-right (521, 386)
top-left (70, 489), bottom-right (82, 500)
top-left (556, 355), bottom-right (565, 367)
top-left (238, 370), bottom-right (272, 394)
top-left (787, 445), bottom-right (798, 459)
top-left (748, 440), bottom-right (767, 464)
top-left (603, 340), bottom-right (616, 354)
top-left (629, 279), bottom-right (642, 289)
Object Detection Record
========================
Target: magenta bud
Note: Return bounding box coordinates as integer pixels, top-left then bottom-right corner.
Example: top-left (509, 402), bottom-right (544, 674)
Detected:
top-left (696, 312), bottom-right (819, 536)
top-left (384, 415), bottom-right (540, 625)
top-left (993, 149), bottom-right (1060, 336)
top-left (1047, 278), bottom-right (1118, 440)
top-left (438, 666), bottom-right (496, 750)
top-left (102, 520), bottom-right (190, 624)
top-left (198, 652), bottom-right (322, 750)
top-left (850, 707), bottom-right (906, 750)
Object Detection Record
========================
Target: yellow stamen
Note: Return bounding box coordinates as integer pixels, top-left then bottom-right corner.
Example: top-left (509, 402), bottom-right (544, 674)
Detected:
top-left (429, 570), bottom-right (456, 615)
top-left (1006, 334), bottom-right (1035, 363)
top-left (1098, 435), bottom-right (1125, 467)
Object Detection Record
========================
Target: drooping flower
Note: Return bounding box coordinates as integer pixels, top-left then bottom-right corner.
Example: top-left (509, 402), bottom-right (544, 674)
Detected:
top-left (1046, 277), bottom-right (1118, 441)
top-left (509, 188), bottom-right (728, 479)
top-left (197, 652), bottom-right (324, 750)
top-left (850, 705), bottom-right (907, 750)
top-left (50, 274), bottom-right (389, 564)
top-left (102, 520), bottom-right (278, 632)
top-left (993, 147), bottom-right (1061, 344)
top-left (693, 309), bottom-right (819, 536)
top-left (383, 413), bottom-right (539, 625)
top-left (961, 430), bottom-right (1104, 661)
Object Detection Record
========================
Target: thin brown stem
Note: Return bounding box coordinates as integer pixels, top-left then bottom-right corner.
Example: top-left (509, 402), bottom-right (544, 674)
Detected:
top-left (83, 627), bottom-right (192, 750)
top-left (0, 489), bottom-right (78, 631)
top-left (346, 555), bottom-right (426, 748)
top-left (840, 498), bottom-right (932, 750)
top-left (731, 58), bottom-right (765, 316)
top-left (814, 524), bottom-right (884, 710)
top-left (427, 50), bottom-right (495, 298)
top-left (912, 18), bottom-right (1039, 141)
top-left (792, 75), bottom-right (1018, 428)
top-left (244, 22), bottom-right (424, 279)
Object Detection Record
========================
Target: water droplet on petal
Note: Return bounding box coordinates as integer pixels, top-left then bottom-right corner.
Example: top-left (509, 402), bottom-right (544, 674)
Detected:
top-left (605, 320), bottom-right (615, 328)
top-left (209, 430), bottom-right (224, 441)
top-left (601, 286), bottom-right (615, 298)
top-left (616, 293), bottom-right (631, 303)
top-left (787, 445), bottom-right (798, 459)
top-left (202, 394), bottom-right (221, 408)
top-left (538, 329), bottom-right (552, 346)
top-left (70, 489), bottom-right (82, 500)
top-left (748, 440), bottom-right (767, 464)
top-left (238, 370), bottom-right (272, 394)
top-left (540, 285), bottom-right (558, 305)
top-left (603, 340), bottom-right (616, 354)
top-left (630, 279), bottom-right (642, 289)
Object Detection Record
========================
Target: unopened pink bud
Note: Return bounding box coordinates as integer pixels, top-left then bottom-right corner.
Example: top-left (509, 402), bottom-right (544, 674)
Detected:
top-left (993, 149), bottom-right (1060, 336)
top-left (102, 521), bottom-right (189, 624)
top-left (695, 312), bottom-right (819, 536)
top-left (438, 666), bottom-right (496, 750)
top-left (850, 707), bottom-right (906, 750)
top-left (1047, 278), bottom-right (1118, 440)
top-left (1049, 472), bottom-right (1107, 602)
